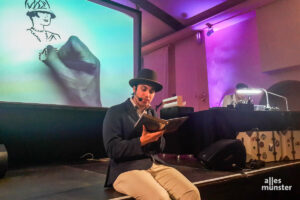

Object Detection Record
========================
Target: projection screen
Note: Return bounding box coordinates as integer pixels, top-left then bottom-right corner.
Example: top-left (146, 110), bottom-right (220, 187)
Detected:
top-left (0, 0), bottom-right (141, 107)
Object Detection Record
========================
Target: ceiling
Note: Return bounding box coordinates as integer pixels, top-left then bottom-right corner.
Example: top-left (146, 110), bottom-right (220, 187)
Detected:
top-left (111, 0), bottom-right (276, 46)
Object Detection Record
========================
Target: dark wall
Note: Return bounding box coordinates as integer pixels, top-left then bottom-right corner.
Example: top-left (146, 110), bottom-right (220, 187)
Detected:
top-left (260, 80), bottom-right (300, 111)
top-left (0, 102), bottom-right (108, 166)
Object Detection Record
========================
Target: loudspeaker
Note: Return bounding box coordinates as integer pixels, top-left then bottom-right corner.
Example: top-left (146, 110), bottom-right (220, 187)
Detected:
top-left (197, 139), bottom-right (246, 170)
top-left (0, 144), bottom-right (8, 178)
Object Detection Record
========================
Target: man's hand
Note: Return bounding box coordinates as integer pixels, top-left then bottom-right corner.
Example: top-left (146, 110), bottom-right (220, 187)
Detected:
top-left (140, 125), bottom-right (165, 146)
top-left (41, 36), bottom-right (101, 107)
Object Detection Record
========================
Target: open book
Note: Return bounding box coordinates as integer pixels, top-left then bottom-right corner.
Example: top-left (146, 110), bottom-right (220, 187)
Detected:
top-left (134, 113), bottom-right (188, 133)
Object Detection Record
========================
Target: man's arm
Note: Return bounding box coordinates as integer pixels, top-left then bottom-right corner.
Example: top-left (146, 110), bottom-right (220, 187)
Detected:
top-left (141, 109), bottom-right (166, 153)
top-left (103, 107), bottom-right (166, 161)
top-left (140, 125), bottom-right (165, 154)
top-left (103, 107), bottom-right (145, 162)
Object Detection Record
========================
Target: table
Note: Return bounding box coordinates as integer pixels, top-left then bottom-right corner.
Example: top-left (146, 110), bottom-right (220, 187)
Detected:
top-left (163, 109), bottom-right (300, 155)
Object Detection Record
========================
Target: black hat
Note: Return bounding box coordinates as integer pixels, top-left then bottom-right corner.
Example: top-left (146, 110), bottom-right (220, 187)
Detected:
top-left (129, 68), bottom-right (163, 92)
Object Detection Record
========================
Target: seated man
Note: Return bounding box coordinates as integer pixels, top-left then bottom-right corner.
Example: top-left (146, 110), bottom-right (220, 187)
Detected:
top-left (103, 68), bottom-right (201, 200)
top-left (222, 83), bottom-right (249, 107)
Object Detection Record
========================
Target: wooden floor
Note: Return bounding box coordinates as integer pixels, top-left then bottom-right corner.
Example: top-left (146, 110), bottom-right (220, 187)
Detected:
top-left (0, 155), bottom-right (299, 200)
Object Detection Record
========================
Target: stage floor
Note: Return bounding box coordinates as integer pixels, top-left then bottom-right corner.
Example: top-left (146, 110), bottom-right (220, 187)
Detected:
top-left (0, 155), bottom-right (299, 200)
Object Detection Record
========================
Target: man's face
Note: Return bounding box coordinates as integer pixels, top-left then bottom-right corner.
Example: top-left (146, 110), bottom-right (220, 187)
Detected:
top-left (35, 12), bottom-right (51, 26)
top-left (133, 84), bottom-right (155, 108)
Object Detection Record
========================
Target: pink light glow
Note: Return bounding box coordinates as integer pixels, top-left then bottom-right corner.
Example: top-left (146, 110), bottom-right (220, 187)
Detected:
top-left (205, 11), bottom-right (259, 107)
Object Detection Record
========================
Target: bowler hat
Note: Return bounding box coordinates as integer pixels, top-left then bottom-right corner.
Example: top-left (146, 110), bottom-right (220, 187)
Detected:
top-left (129, 68), bottom-right (162, 92)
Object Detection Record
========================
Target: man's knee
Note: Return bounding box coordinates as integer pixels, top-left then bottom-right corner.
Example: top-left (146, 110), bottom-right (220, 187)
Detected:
top-left (181, 185), bottom-right (201, 200)
top-left (146, 189), bottom-right (170, 200)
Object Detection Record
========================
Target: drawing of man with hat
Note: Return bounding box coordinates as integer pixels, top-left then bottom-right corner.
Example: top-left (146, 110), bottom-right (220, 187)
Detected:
top-left (24, 0), bottom-right (102, 107)
top-left (25, 0), bottom-right (60, 43)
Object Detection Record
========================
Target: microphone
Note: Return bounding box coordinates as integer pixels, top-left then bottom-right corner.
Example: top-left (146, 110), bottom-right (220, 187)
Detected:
top-left (133, 92), bottom-right (143, 102)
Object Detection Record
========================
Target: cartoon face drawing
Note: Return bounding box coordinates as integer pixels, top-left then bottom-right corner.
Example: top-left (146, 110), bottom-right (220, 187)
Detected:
top-left (25, 0), bottom-right (60, 43)
top-left (35, 12), bottom-right (52, 26)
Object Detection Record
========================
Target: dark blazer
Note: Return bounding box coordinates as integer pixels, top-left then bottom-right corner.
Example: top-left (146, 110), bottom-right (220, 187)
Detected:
top-left (103, 98), bottom-right (165, 187)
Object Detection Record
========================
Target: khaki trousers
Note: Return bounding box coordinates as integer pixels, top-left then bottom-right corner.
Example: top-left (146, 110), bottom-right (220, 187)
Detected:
top-left (113, 163), bottom-right (201, 200)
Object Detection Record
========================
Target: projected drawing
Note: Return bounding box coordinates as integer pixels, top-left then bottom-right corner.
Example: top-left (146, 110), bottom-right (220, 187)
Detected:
top-left (24, 0), bottom-right (101, 107)
top-left (0, 0), bottom-right (135, 107)
top-left (25, 0), bottom-right (60, 43)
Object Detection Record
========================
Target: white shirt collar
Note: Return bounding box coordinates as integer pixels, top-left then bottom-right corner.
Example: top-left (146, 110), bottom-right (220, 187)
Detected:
top-left (130, 97), bottom-right (148, 117)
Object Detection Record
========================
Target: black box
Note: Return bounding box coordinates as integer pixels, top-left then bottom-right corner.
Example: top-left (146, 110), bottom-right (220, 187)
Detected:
top-left (160, 107), bottom-right (194, 154)
top-left (160, 106), bottom-right (194, 119)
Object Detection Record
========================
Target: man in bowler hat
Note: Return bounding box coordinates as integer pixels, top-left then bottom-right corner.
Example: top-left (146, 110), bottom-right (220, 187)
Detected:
top-left (103, 68), bottom-right (200, 200)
